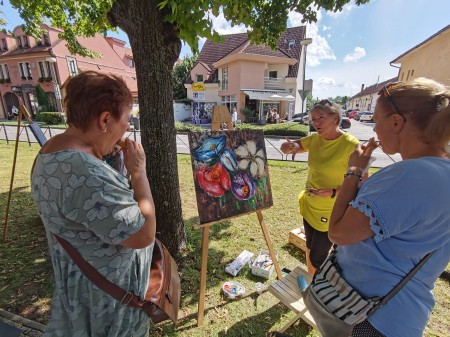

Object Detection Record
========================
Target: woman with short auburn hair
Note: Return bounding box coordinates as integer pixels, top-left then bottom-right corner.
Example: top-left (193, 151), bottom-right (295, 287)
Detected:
top-left (31, 70), bottom-right (156, 336)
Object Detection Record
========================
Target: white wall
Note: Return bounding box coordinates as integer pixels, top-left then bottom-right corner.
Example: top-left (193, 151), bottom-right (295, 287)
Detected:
top-left (173, 102), bottom-right (191, 121)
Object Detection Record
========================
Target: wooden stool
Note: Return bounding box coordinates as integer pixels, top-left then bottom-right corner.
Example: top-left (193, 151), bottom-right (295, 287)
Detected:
top-left (268, 266), bottom-right (317, 333)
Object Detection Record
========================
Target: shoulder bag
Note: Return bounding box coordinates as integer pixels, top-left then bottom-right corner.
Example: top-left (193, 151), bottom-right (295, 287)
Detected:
top-left (302, 248), bottom-right (434, 337)
top-left (55, 235), bottom-right (181, 324)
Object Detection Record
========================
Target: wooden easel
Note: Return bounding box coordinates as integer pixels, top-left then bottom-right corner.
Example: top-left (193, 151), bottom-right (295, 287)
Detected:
top-left (195, 209), bottom-right (282, 325)
top-left (3, 104), bottom-right (44, 241)
top-left (211, 105), bottom-right (233, 131)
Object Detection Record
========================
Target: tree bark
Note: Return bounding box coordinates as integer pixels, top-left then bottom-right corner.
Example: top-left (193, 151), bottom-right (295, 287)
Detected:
top-left (108, 0), bottom-right (186, 255)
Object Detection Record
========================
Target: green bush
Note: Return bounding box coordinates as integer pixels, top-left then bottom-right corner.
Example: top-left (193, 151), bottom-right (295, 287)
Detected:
top-left (236, 122), bottom-right (308, 137)
top-left (175, 121), bottom-right (203, 133)
top-left (35, 112), bottom-right (65, 125)
top-left (263, 122), bottom-right (309, 137)
top-left (175, 120), bottom-right (309, 137)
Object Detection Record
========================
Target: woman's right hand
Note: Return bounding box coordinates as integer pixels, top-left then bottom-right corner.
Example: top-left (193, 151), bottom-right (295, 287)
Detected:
top-left (281, 137), bottom-right (302, 160)
top-left (122, 138), bottom-right (146, 177)
top-left (280, 138), bottom-right (299, 154)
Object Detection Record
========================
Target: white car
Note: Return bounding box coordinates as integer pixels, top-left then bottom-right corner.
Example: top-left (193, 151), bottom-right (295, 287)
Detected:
top-left (359, 112), bottom-right (373, 122)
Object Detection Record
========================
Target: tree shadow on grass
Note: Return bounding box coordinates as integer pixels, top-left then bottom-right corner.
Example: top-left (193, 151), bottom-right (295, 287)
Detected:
top-left (0, 187), bottom-right (52, 324)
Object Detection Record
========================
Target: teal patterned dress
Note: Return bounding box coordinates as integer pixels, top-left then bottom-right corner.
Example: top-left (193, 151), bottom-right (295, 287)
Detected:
top-left (31, 150), bottom-right (153, 337)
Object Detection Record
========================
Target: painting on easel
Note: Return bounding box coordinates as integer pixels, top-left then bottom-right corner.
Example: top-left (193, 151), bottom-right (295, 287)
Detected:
top-left (188, 130), bottom-right (273, 224)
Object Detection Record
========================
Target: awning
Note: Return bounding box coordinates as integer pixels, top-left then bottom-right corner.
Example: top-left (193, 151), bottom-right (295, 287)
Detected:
top-left (242, 90), bottom-right (295, 101)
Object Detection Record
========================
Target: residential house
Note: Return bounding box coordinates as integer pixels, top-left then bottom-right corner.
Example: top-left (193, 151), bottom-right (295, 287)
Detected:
top-left (185, 26), bottom-right (311, 123)
top-left (390, 24), bottom-right (450, 86)
top-left (347, 77), bottom-right (397, 112)
top-left (0, 24), bottom-right (137, 120)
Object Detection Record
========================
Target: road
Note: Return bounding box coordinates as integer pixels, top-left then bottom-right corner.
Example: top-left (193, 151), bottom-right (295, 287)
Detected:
top-left (0, 120), bottom-right (401, 168)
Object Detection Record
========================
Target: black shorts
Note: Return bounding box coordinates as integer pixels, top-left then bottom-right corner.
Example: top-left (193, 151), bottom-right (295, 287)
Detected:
top-left (303, 219), bottom-right (333, 269)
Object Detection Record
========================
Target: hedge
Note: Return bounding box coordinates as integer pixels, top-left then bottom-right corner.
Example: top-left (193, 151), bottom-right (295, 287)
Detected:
top-left (35, 112), bottom-right (65, 125)
top-left (175, 121), bottom-right (309, 138)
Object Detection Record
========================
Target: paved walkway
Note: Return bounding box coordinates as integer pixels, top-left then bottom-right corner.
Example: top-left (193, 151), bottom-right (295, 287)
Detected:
top-left (0, 121), bottom-right (401, 168)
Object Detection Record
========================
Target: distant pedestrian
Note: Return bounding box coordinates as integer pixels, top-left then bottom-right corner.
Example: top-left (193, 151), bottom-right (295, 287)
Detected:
top-left (232, 107), bottom-right (238, 127)
top-left (195, 111), bottom-right (200, 125)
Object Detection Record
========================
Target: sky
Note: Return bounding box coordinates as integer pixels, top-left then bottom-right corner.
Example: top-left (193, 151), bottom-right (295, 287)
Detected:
top-left (2, 0), bottom-right (449, 99)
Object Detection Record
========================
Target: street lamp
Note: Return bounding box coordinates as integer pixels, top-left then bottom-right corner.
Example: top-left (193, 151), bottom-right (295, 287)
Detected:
top-left (45, 56), bottom-right (64, 113)
top-left (299, 38), bottom-right (313, 116)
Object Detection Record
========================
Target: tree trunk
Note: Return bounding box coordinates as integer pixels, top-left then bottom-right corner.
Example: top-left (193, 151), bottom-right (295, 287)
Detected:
top-left (108, 0), bottom-right (187, 255)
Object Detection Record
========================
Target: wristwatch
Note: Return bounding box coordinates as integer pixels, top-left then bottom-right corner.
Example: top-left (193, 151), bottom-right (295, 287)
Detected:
top-left (331, 189), bottom-right (336, 198)
top-left (344, 167), bottom-right (363, 181)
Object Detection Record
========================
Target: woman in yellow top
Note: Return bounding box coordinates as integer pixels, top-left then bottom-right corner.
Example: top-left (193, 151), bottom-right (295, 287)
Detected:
top-left (281, 100), bottom-right (359, 275)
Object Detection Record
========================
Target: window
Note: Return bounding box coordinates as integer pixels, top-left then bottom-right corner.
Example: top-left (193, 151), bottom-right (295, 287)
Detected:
top-left (45, 61), bottom-right (52, 79)
top-left (221, 67), bottom-right (228, 91)
top-left (1, 39), bottom-right (7, 51)
top-left (19, 62), bottom-right (26, 79)
top-left (269, 71), bottom-right (277, 79)
top-left (38, 62), bottom-right (45, 78)
top-left (17, 37), bottom-right (23, 48)
top-left (410, 69), bottom-right (414, 77)
top-left (196, 74), bottom-right (204, 82)
top-left (66, 57), bottom-right (78, 76)
top-left (23, 36), bottom-right (30, 48)
top-left (288, 39), bottom-right (295, 48)
top-left (43, 33), bottom-right (50, 46)
top-left (400, 72), bottom-right (404, 81)
top-left (406, 69), bottom-right (411, 81)
top-left (128, 58), bottom-right (134, 68)
top-left (26, 62), bottom-right (33, 79)
top-left (0, 65), bottom-right (4, 80)
top-left (4, 64), bottom-right (10, 79)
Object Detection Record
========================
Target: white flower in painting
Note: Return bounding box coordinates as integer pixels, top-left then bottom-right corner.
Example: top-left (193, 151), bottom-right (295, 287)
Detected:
top-left (234, 141), bottom-right (266, 178)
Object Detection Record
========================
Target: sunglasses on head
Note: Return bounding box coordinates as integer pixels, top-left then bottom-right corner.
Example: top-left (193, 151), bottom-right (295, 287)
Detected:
top-left (378, 82), bottom-right (405, 120)
top-left (314, 99), bottom-right (333, 107)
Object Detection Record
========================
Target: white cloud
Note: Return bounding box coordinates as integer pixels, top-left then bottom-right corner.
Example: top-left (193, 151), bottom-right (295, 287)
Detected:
top-left (343, 47), bottom-right (366, 63)
top-left (208, 12), bottom-right (247, 35)
top-left (318, 77), bottom-right (336, 85)
top-left (327, 4), bottom-right (356, 18)
top-left (323, 25), bottom-right (331, 31)
top-left (305, 22), bottom-right (336, 66)
top-left (288, 10), bottom-right (336, 67)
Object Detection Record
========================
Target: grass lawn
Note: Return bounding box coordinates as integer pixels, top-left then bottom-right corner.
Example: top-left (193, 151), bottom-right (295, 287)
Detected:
top-left (0, 142), bottom-right (448, 336)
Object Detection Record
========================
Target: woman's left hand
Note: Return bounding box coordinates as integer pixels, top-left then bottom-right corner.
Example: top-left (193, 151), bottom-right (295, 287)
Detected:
top-left (348, 144), bottom-right (376, 171)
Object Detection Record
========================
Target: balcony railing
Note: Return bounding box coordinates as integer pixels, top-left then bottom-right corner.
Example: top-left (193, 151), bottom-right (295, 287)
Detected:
top-left (264, 77), bottom-right (285, 90)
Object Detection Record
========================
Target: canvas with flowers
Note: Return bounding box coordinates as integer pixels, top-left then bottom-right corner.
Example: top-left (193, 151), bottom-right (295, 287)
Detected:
top-left (188, 130), bottom-right (273, 224)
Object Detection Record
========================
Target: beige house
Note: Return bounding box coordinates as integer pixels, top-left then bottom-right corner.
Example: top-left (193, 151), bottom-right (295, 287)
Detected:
top-left (185, 26), bottom-right (311, 123)
top-left (347, 77), bottom-right (397, 112)
top-left (390, 24), bottom-right (450, 86)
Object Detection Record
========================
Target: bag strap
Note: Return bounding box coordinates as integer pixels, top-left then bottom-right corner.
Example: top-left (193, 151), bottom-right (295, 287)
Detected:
top-left (54, 235), bottom-right (146, 309)
top-left (378, 251), bottom-right (435, 306)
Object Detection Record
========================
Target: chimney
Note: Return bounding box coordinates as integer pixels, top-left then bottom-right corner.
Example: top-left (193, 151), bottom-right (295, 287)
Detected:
top-left (361, 84), bottom-right (365, 92)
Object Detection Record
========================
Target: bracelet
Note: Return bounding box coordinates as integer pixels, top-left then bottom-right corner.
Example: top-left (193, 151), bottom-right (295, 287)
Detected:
top-left (344, 171), bottom-right (362, 181)
top-left (331, 188), bottom-right (336, 198)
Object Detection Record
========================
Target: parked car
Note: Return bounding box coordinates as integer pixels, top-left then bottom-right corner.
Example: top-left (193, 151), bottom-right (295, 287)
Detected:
top-left (359, 111), bottom-right (374, 122)
top-left (340, 117), bottom-right (351, 129)
top-left (354, 111), bottom-right (366, 121)
top-left (282, 113), bottom-right (306, 123)
top-left (348, 110), bottom-right (360, 119)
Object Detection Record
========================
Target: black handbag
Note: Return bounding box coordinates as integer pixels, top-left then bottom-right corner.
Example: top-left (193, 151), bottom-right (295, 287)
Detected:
top-left (302, 248), bottom-right (434, 337)
top-left (55, 236), bottom-right (181, 324)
